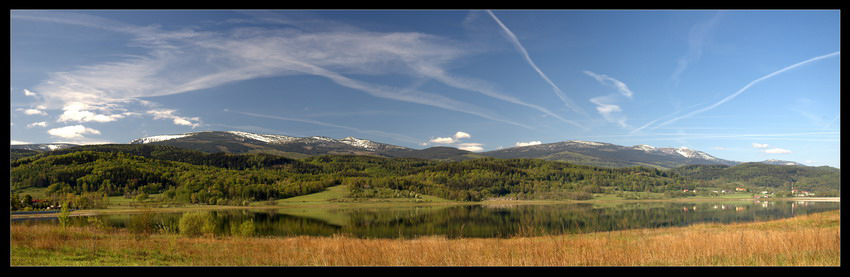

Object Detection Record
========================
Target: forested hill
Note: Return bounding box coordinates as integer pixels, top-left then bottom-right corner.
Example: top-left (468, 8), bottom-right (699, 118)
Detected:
top-left (10, 145), bottom-right (840, 210)
top-left (11, 144), bottom-right (316, 171)
top-left (11, 145), bottom-right (692, 207)
top-left (669, 163), bottom-right (840, 196)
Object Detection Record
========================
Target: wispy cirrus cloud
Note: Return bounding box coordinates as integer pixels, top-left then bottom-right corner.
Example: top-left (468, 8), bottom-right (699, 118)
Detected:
top-left (414, 65), bottom-right (585, 129)
top-left (583, 71), bottom-right (634, 98)
top-left (670, 12), bottom-right (724, 86)
top-left (147, 109), bottom-right (201, 128)
top-left (584, 71), bottom-right (634, 128)
top-left (486, 10), bottom-right (588, 118)
top-left (16, 11), bottom-right (534, 131)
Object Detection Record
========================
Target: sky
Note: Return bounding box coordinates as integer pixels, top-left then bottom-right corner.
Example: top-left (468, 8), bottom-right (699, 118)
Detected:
top-left (10, 10), bottom-right (841, 167)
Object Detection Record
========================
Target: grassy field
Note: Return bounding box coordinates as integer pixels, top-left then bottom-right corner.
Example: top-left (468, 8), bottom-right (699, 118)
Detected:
top-left (10, 210), bottom-right (840, 266)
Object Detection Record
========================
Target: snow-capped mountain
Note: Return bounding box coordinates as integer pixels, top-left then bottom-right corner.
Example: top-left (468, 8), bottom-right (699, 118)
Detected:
top-left (651, 146), bottom-right (720, 161)
top-left (759, 159), bottom-right (807, 166)
top-left (126, 131), bottom-right (800, 168)
top-left (9, 143), bottom-right (79, 151)
top-left (130, 134), bottom-right (193, 144)
top-left (129, 131), bottom-right (409, 157)
top-left (483, 140), bottom-right (738, 169)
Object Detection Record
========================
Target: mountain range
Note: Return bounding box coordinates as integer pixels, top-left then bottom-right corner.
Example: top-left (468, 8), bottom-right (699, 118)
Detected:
top-left (10, 130), bottom-right (813, 169)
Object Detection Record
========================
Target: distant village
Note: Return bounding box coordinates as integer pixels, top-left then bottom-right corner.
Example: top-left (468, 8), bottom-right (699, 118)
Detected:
top-left (681, 186), bottom-right (816, 199)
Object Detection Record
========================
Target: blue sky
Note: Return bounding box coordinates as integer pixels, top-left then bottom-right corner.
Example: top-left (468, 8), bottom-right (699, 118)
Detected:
top-left (10, 10), bottom-right (841, 167)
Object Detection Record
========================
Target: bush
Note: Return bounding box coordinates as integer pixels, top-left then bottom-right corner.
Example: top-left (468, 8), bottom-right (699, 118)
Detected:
top-left (128, 210), bottom-right (158, 239)
top-left (57, 203), bottom-right (71, 229)
top-left (179, 211), bottom-right (217, 237)
top-left (231, 218), bottom-right (256, 237)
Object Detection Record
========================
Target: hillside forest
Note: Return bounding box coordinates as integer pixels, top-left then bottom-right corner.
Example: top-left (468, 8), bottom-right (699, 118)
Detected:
top-left (9, 144), bottom-right (840, 211)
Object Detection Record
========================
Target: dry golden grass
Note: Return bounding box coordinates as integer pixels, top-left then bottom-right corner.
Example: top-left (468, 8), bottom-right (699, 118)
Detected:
top-left (11, 211), bottom-right (840, 266)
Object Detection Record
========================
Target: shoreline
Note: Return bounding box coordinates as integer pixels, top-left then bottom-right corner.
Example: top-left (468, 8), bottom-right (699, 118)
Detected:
top-left (10, 196), bottom-right (839, 220)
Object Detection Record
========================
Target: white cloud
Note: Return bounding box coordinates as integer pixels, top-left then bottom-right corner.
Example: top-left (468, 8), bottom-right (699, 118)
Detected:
top-left (594, 103), bottom-right (622, 115)
top-left (27, 121), bottom-right (48, 128)
top-left (24, 89), bottom-right (37, 96)
top-left (713, 146), bottom-right (726, 151)
top-left (57, 102), bottom-right (128, 123)
top-left (453, 131), bottom-right (471, 139)
top-left (584, 71), bottom-right (635, 129)
top-left (147, 109), bottom-right (201, 128)
top-left (457, 142), bottom-right (484, 152)
top-left (22, 108), bottom-right (47, 116)
top-left (751, 143), bottom-right (769, 149)
top-left (515, 141), bottom-right (542, 147)
top-left (762, 148), bottom-right (792, 154)
top-left (426, 131), bottom-right (485, 151)
top-left (10, 140), bottom-right (31, 145)
top-left (47, 125), bottom-right (101, 139)
top-left (589, 96), bottom-right (628, 128)
top-left (429, 137), bottom-right (456, 144)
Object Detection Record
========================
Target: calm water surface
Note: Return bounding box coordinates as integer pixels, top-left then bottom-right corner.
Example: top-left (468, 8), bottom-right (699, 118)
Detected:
top-left (14, 200), bottom-right (839, 238)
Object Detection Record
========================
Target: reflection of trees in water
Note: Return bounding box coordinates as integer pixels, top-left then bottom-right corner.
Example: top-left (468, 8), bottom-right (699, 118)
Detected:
top-left (26, 201), bottom-right (840, 238)
top-left (337, 201), bottom-right (840, 238)
top-left (249, 212), bottom-right (342, 237)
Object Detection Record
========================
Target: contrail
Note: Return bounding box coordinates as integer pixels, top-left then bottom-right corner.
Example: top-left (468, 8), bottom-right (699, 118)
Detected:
top-left (822, 114), bottom-right (840, 130)
top-left (420, 66), bottom-right (586, 129)
top-left (651, 51), bottom-right (840, 130)
top-left (486, 10), bottom-right (589, 117)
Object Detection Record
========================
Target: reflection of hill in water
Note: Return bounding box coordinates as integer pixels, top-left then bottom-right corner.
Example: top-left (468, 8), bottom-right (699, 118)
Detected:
top-left (49, 201), bottom-right (840, 238)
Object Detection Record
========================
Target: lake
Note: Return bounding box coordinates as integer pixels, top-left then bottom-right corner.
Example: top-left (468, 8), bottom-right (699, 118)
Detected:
top-left (12, 200), bottom-right (840, 238)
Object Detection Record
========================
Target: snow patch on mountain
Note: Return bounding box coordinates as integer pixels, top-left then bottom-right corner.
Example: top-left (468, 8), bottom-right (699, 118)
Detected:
top-left (131, 134), bottom-right (192, 144)
top-left (568, 140), bottom-right (606, 146)
top-left (675, 147), bottom-right (697, 158)
top-left (226, 131), bottom-right (297, 144)
top-left (339, 137), bottom-right (378, 150)
top-left (10, 143), bottom-right (78, 151)
top-left (762, 159), bottom-right (804, 166)
top-left (310, 136), bottom-right (335, 142)
top-left (696, 151), bottom-right (719, 161)
top-left (633, 144), bottom-right (656, 152)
